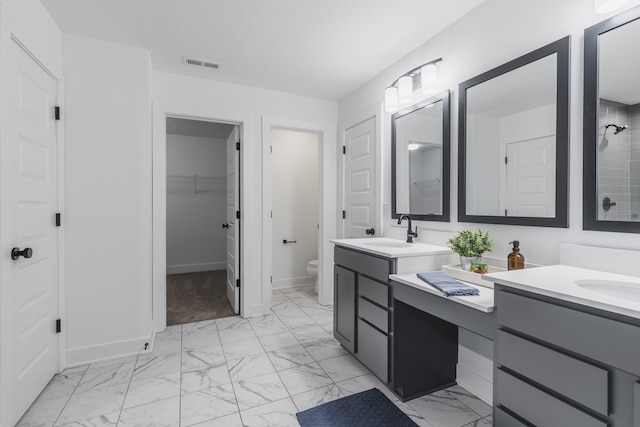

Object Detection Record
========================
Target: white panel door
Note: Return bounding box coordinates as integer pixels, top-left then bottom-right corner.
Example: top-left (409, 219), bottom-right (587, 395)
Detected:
top-left (9, 41), bottom-right (60, 425)
top-left (344, 117), bottom-right (376, 238)
top-left (505, 136), bottom-right (556, 217)
top-left (226, 126), bottom-right (240, 314)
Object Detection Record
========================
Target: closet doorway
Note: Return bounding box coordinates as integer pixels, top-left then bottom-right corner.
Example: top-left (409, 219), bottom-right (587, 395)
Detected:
top-left (165, 118), bottom-right (240, 325)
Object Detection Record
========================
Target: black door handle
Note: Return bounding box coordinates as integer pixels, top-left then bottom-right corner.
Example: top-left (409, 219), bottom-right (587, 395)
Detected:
top-left (603, 197), bottom-right (617, 211)
top-left (11, 247), bottom-right (33, 260)
top-left (365, 228), bottom-right (375, 235)
top-left (222, 223), bottom-right (229, 229)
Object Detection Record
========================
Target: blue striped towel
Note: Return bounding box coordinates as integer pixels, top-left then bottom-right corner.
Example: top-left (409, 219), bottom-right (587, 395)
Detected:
top-left (417, 272), bottom-right (480, 297)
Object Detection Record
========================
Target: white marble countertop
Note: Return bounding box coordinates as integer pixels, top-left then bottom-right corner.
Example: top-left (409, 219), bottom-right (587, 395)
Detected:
top-left (390, 273), bottom-right (494, 313)
top-left (484, 264), bottom-right (640, 320)
top-left (331, 237), bottom-right (452, 258)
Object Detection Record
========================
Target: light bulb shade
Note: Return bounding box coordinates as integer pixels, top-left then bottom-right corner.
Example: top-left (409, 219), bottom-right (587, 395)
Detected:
top-left (398, 75), bottom-right (413, 104)
top-left (384, 86), bottom-right (399, 113)
top-left (421, 63), bottom-right (438, 95)
top-left (595, 0), bottom-right (628, 13)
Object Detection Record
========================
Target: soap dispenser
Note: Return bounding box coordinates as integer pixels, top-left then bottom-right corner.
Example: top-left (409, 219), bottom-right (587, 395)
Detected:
top-left (508, 240), bottom-right (525, 271)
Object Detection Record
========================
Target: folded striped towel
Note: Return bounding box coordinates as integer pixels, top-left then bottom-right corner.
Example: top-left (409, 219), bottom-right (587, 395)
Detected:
top-left (417, 272), bottom-right (480, 297)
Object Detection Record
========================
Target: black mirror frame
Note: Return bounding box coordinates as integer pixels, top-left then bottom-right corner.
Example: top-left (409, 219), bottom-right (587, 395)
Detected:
top-left (458, 36), bottom-right (570, 228)
top-left (583, 5), bottom-right (640, 233)
top-left (391, 90), bottom-right (450, 222)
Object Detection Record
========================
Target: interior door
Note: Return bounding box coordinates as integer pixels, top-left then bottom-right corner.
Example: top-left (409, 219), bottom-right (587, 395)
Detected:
top-left (505, 136), bottom-right (556, 217)
top-left (8, 41), bottom-right (60, 424)
top-left (344, 117), bottom-right (376, 238)
top-left (226, 126), bottom-right (240, 314)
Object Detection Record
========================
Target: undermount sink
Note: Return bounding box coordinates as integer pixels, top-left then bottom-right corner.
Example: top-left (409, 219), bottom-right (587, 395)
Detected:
top-left (575, 279), bottom-right (640, 302)
top-left (364, 241), bottom-right (412, 248)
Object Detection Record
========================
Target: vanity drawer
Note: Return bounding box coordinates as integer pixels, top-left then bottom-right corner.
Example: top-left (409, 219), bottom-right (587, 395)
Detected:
top-left (634, 381), bottom-right (640, 427)
top-left (496, 329), bottom-right (610, 416)
top-left (497, 288), bottom-right (640, 376)
top-left (496, 369), bottom-right (607, 427)
top-left (359, 276), bottom-right (389, 307)
top-left (335, 246), bottom-right (392, 283)
top-left (359, 297), bottom-right (388, 333)
top-left (493, 407), bottom-right (529, 427)
top-left (357, 318), bottom-right (388, 382)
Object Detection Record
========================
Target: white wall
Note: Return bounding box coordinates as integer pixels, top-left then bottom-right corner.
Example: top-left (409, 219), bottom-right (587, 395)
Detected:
top-left (466, 113), bottom-right (500, 215)
top-left (271, 129), bottom-right (320, 288)
top-left (153, 71), bottom-right (338, 316)
top-left (166, 134), bottom-right (227, 273)
top-left (0, 1), bottom-right (62, 424)
top-left (62, 34), bottom-right (153, 365)
top-left (338, 0), bottom-right (640, 403)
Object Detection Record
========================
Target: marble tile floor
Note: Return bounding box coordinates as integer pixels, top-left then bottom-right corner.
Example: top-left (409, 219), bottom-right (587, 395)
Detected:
top-left (18, 286), bottom-right (492, 427)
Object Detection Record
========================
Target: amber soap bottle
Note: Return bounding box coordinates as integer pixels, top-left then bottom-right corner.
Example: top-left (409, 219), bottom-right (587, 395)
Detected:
top-left (508, 240), bottom-right (525, 270)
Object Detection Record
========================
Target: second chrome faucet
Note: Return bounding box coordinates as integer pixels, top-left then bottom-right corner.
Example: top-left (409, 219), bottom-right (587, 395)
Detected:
top-left (397, 214), bottom-right (418, 243)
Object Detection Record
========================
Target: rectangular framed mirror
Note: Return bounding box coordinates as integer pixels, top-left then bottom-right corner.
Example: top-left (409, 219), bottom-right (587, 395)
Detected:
top-left (458, 37), bottom-right (570, 227)
top-left (584, 5), bottom-right (640, 232)
top-left (392, 90), bottom-right (450, 221)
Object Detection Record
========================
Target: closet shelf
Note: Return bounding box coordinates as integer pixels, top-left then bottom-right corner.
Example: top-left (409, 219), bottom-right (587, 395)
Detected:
top-left (413, 178), bottom-right (440, 186)
top-left (167, 174), bottom-right (226, 194)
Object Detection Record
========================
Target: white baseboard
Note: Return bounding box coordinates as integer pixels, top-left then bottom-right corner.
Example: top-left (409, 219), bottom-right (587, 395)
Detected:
top-left (166, 262), bottom-right (225, 275)
top-left (65, 324), bottom-right (155, 367)
top-left (272, 276), bottom-right (314, 289)
top-left (456, 363), bottom-right (493, 405)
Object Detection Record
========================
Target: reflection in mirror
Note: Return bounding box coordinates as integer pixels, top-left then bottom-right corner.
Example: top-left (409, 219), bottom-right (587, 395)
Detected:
top-left (459, 37), bottom-right (570, 227)
top-left (392, 91), bottom-right (450, 221)
top-left (584, 5), bottom-right (640, 232)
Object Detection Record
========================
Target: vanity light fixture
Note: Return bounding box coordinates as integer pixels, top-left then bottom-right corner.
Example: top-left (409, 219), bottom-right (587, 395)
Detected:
top-left (385, 58), bottom-right (442, 113)
top-left (595, 0), bottom-right (629, 13)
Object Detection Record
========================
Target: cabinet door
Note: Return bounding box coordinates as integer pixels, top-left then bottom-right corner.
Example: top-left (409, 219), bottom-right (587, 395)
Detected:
top-left (334, 265), bottom-right (356, 353)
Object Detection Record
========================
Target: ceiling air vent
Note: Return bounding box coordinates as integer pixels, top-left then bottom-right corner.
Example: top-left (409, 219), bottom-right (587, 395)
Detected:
top-left (183, 57), bottom-right (221, 70)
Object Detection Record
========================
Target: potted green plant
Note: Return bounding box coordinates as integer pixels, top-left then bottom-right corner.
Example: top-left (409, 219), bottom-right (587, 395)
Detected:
top-left (447, 230), bottom-right (494, 271)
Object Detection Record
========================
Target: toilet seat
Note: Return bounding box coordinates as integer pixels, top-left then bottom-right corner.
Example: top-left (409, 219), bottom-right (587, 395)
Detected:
top-left (307, 259), bottom-right (319, 294)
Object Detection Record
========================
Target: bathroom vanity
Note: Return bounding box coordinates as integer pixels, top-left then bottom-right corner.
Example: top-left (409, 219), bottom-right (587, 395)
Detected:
top-left (333, 239), bottom-right (640, 425)
top-left (486, 266), bottom-right (640, 426)
top-left (331, 238), bottom-right (453, 384)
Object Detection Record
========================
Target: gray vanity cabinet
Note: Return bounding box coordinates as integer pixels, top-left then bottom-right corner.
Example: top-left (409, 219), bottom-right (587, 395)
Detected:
top-left (334, 265), bottom-right (356, 353)
top-left (334, 246), bottom-right (395, 383)
top-left (494, 285), bottom-right (640, 426)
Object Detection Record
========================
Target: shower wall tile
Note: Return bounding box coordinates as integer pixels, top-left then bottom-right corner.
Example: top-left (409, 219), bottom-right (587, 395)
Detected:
top-left (598, 99), bottom-right (632, 221)
top-left (630, 103), bottom-right (640, 220)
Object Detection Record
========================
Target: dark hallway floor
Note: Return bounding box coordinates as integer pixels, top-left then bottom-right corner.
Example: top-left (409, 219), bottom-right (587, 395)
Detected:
top-left (166, 270), bottom-right (235, 326)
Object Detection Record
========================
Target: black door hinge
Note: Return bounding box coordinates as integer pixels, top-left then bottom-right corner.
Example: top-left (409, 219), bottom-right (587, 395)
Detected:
top-left (236, 278), bottom-right (240, 288)
top-left (505, 209), bottom-right (508, 216)
top-left (55, 213), bottom-right (61, 227)
top-left (56, 319), bottom-right (61, 333)
top-left (236, 142), bottom-right (240, 151)
top-left (342, 210), bottom-right (346, 219)
top-left (55, 106), bottom-right (61, 120)
top-left (342, 146), bottom-right (346, 155)
top-left (505, 156), bottom-right (508, 164)
top-left (236, 210), bottom-right (240, 220)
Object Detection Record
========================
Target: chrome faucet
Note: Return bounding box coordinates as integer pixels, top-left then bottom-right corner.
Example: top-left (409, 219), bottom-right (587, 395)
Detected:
top-left (397, 214), bottom-right (418, 243)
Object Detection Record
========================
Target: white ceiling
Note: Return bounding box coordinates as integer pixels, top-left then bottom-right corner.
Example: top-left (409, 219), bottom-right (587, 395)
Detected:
top-left (599, 16), bottom-right (640, 106)
top-left (40, 0), bottom-right (484, 101)
top-left (466, 54), bottom-right (557, 118)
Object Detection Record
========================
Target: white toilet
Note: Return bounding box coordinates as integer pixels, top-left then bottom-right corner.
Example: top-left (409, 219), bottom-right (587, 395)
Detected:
top-left (306, 259), bottom-right (319, 293)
